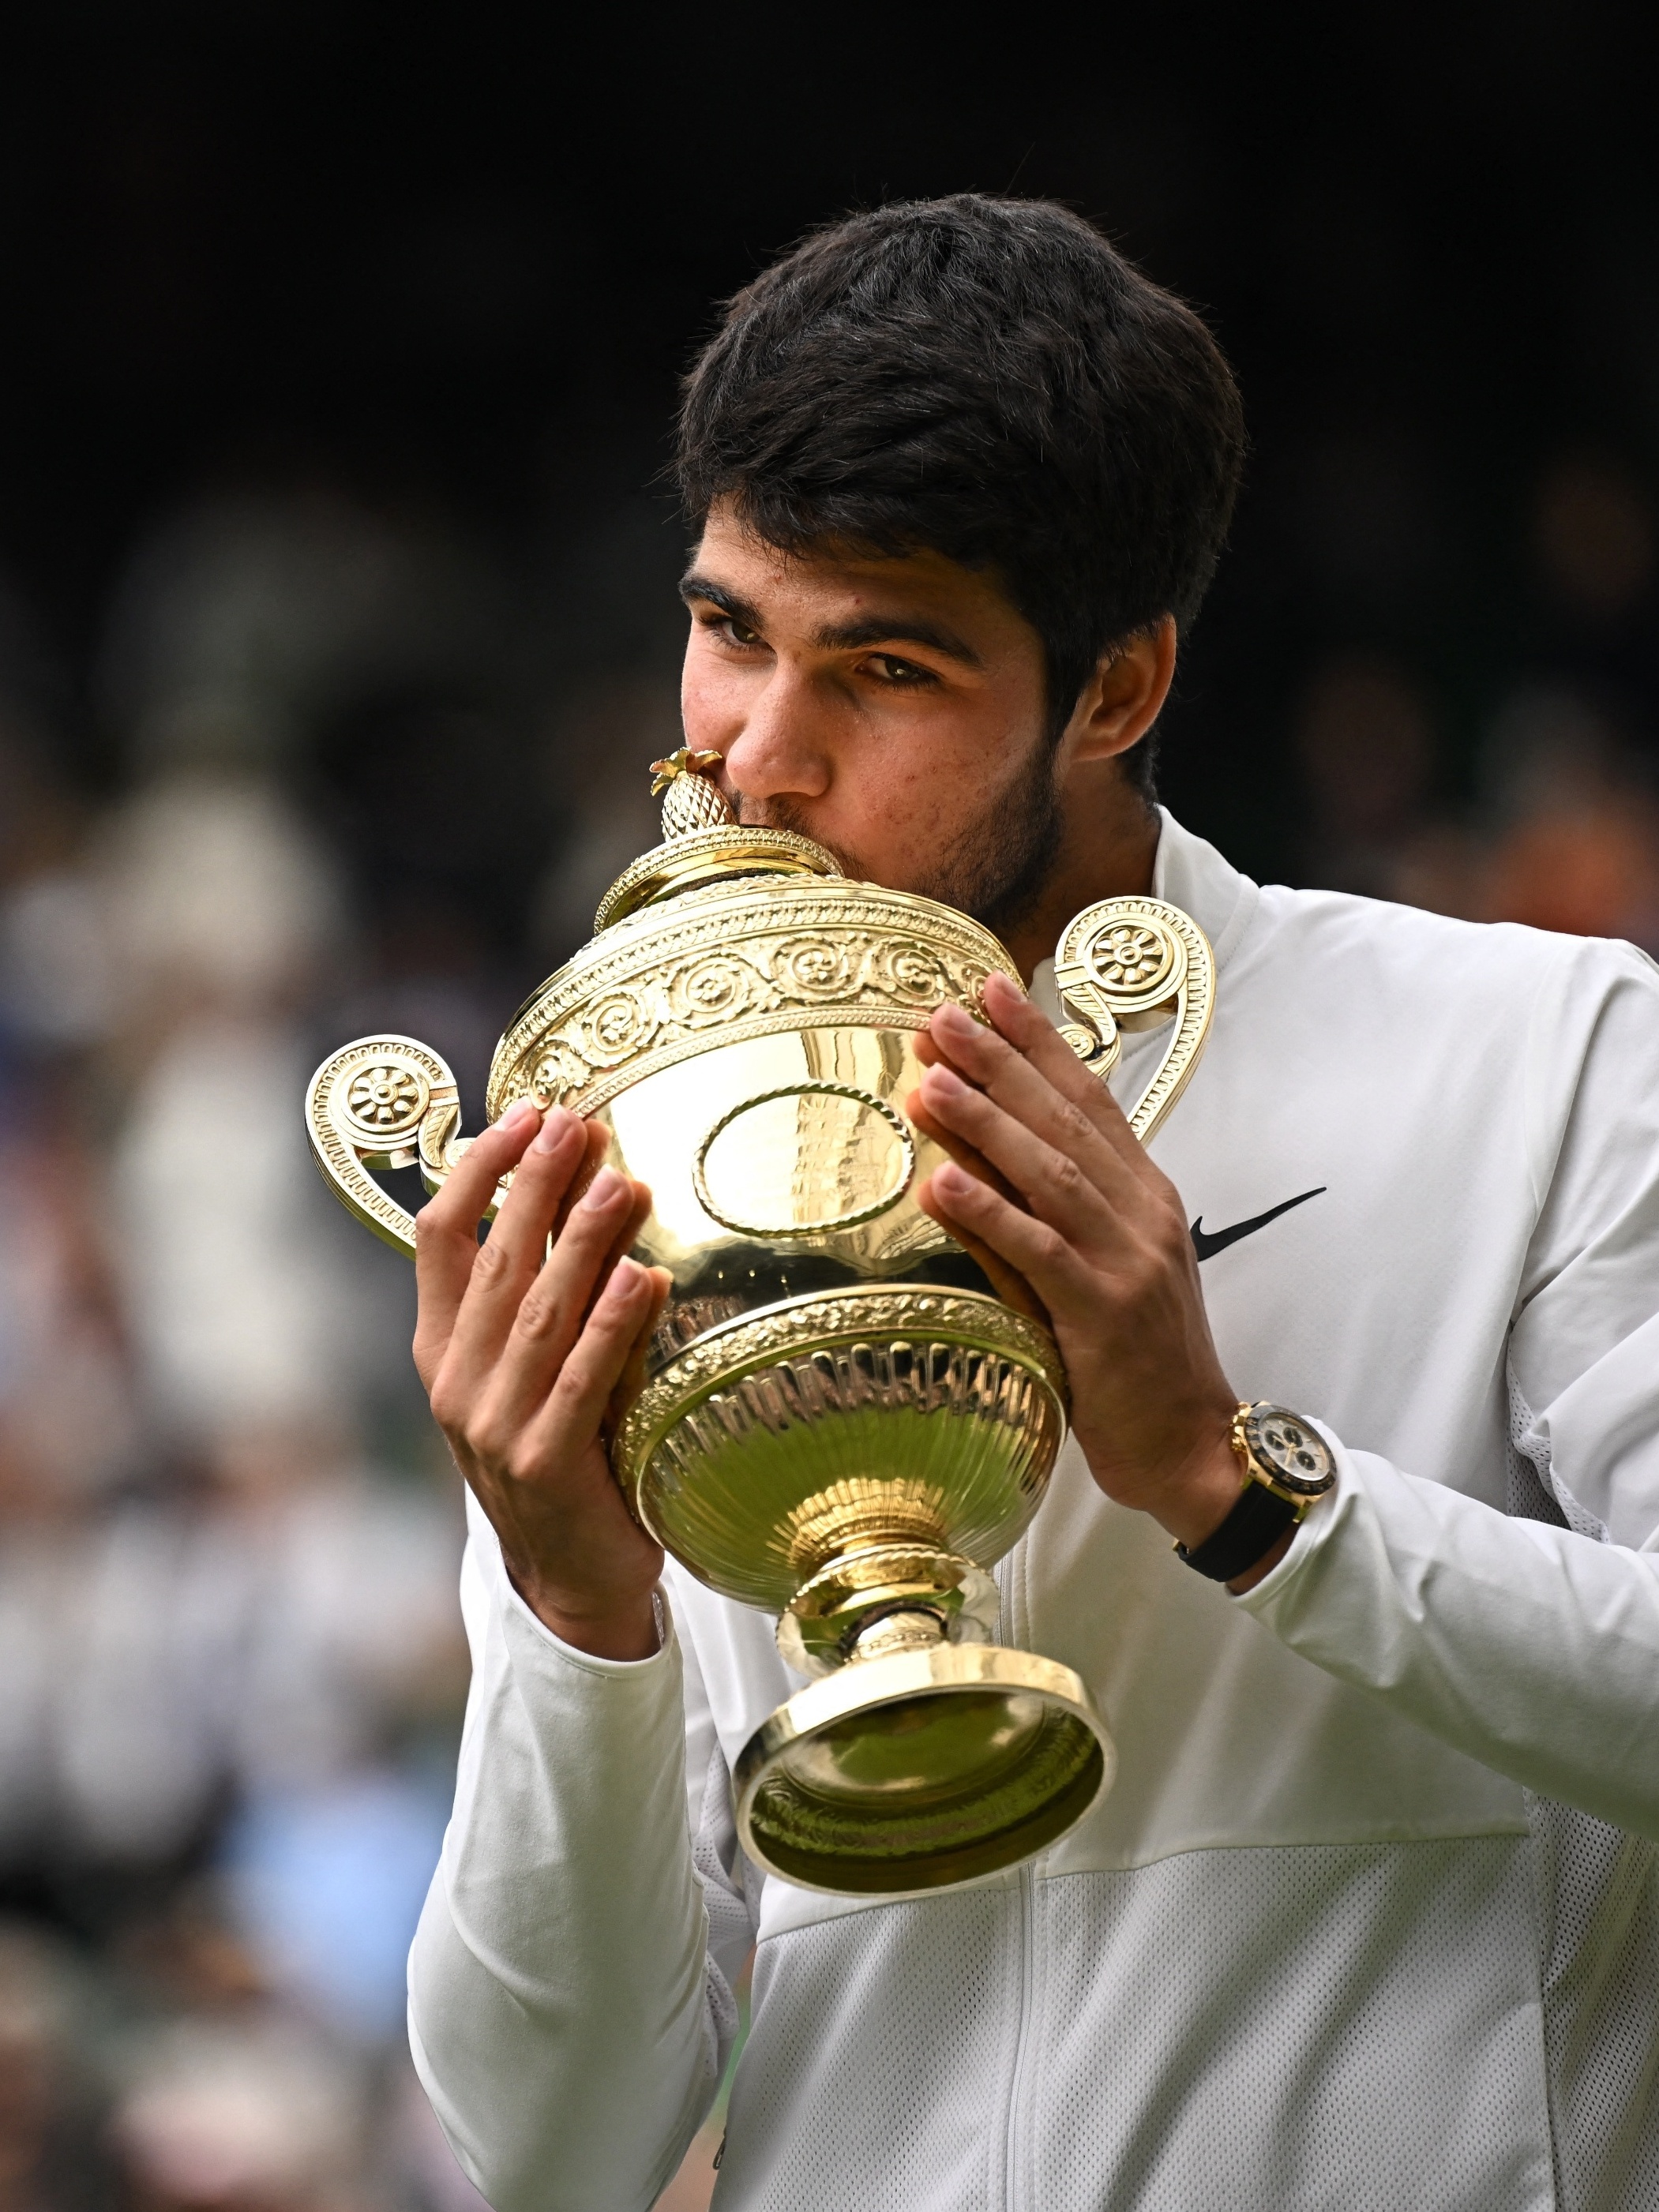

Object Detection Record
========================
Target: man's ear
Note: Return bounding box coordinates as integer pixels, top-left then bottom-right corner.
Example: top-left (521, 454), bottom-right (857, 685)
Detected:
top-left (1061, 615), bottom-right (1178, 766)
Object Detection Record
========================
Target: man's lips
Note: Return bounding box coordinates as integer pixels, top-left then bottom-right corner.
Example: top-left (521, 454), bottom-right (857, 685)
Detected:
top-left (733, 797), bottom-right (863, 878)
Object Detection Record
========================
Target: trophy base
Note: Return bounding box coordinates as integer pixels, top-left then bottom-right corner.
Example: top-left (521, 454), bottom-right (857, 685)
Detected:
top-left (734, 1643), bottom-right (1113, 1895)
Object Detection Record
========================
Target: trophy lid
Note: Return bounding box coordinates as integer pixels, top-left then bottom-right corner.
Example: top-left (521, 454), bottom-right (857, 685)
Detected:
top-left (592, 747), bottom-right (842, 932)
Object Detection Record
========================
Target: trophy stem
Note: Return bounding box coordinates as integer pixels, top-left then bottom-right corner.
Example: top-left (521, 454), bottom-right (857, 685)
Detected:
top-left (844, 1607), bottom-right (952, 1663)
top-left (775, 1539), bottom-right (998, 1678)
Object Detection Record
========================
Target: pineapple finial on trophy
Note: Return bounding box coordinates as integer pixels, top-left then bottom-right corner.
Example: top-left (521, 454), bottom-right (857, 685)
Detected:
top-left (649, 746), bottom-right (731, 836)
top-left (591, 746), bottom-right (840, 933)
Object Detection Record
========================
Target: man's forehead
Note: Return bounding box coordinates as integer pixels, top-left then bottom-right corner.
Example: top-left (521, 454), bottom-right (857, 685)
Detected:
top-left (685, 508), bottom-right (1021, 639)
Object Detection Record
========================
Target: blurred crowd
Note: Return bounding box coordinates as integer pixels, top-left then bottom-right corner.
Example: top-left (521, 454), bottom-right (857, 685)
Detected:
top-left (2, 440), bottom-right (1656, 2212)
top-left (1293, 452), bottom-right (1659, 939)
top-left (0, 464), bottom-right (691, 2212)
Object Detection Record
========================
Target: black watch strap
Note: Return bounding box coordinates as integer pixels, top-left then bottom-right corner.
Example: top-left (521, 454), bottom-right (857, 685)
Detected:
top-left (1176, 1478), bottom-right (1300, 1582)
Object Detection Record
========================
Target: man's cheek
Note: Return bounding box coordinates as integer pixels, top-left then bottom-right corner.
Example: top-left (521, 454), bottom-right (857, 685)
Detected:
top-left (681, 658), bottom-right (742, 745)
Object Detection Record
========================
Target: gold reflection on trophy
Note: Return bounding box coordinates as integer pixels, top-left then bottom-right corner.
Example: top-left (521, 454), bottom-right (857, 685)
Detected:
top-left (306, 749), bottom-right (1213, 1895)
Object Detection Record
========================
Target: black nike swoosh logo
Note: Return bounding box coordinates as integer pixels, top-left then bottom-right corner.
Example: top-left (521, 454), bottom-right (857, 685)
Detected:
top-left (1190, 1187), bottom-right (1327, 1262)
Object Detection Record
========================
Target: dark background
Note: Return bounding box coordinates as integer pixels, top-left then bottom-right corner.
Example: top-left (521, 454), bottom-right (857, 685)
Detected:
top-left (5, 2), bottom-right (1656, 902)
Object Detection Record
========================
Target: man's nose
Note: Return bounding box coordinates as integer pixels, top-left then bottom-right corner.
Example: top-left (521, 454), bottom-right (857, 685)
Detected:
top-left (722, 662), bottom-right (833, 802)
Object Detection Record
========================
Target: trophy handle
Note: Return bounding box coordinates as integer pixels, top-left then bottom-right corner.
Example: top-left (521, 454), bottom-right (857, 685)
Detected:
top-left (1053, 898), bottom-right (1215, 1143)
top-left (304, 1034), bottom-right (490, 1258)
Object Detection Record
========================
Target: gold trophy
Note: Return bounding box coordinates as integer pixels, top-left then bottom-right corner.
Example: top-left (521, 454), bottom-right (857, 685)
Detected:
top-left (306, 751), bottom-right (1213, 1895)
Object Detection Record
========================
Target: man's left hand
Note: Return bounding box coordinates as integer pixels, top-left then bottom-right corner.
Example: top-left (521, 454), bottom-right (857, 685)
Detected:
top-left (912, 970), bottom-right (1248, 1560)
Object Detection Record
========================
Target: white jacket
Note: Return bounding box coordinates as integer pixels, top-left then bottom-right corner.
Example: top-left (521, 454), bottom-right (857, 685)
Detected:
top-left (409, 812), bottom-right (1659, 2212)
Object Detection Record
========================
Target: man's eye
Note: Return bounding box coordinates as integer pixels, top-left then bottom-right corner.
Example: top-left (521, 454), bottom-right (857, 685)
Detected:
top-left (720, 617), bottom-right (762, 647)
top-left (869, 654), bottom-right (933, 685)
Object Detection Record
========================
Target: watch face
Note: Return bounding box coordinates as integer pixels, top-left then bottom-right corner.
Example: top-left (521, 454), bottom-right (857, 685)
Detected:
top-left (1244, 1404), bottom-right (1335, 1496)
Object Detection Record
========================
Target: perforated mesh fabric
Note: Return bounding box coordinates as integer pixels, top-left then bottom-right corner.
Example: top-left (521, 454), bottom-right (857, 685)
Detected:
top-left (715, 1888), bottom-right (1017, 2210)
top-left (689, 1738), bottom-right (747, 2082)
top-left (1509, 1367), bottom-right (1608, 1539)
top-left (1031, 1846), bottom-right (1548, 2211)
top-left (1503, 1378), bottom-right (1659, 2206)
top-left (709, 1843), bottom-right (1572, 2211)
top-left (1529, 1795), bottom-right (1659, 2211)
top-left (1509, 1371), bottom-right (1571, 1528)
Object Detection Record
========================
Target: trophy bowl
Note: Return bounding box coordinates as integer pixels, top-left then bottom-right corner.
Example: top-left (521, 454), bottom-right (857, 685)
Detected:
top-left (306, 749), bottom-right (1214, 1895)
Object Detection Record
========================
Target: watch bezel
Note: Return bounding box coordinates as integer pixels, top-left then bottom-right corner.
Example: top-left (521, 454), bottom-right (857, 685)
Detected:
top-left (1237, 1401), bottom-right (1336, 1502)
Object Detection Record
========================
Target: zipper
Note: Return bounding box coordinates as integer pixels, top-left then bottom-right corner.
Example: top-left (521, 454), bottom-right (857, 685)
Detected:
top-left (1004, 1862), bottom-right (1037, 2211)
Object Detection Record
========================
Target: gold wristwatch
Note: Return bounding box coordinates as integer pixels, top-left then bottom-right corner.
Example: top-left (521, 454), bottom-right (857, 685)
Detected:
top-left (1176, 1401), bottom-right (1336, 1582)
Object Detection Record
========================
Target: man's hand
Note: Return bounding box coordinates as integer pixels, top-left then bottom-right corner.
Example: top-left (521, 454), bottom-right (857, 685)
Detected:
top-left (413, 1100), bottom-right (671, 1659)
top-left (912, 972), bottom-right (1261, 1573)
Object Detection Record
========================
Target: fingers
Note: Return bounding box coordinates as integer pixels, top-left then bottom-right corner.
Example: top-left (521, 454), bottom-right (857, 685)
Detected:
top-left (593, 1179), bottom-right (656, 1321)
top-left (606, 1265), bottom-right (674, 1432)
top-left (906, 1083), bottom-right (1049, 1320)
top-left (920, 979), bottom-right (1163, 1207)
top-left (413, 1100), bottom-right (542, 1382)
top-left (468, 1159), bottom-right (650, 1433)
top-left (929, 1001), bottom-right (1125, 1178)
top-left (915, 976), bottom-right (1191, 1293)
top-left (914, 1173), bottom-right (1049, 1322)
top-left (551, 1127), bottom-right (655, 1333)
top-left (944, 977), bottom-right (1144, 1169)
top-left (944, 982), bottom-right (1120, 1132)
top-left (918, 1059), bottom-right (1120, 1243)
top-left (548, 1118), bottom-right (614, 1238)
top-left (985, 969), bottom-right (1132, 1114)
top-left (905, 1087), bottom-right (1023, 1208)
top-left (923, 1160), bottom-right (1098, 1318)
top-left (436, 1108), bottom-right (595, 1382)
top-left (490, 1108), bottom-right (592, 1274)
top-left (515, 1257), bottom-right (663, 1474)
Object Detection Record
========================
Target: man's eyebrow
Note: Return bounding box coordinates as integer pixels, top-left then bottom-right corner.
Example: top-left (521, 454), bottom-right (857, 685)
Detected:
top-left (678, 573), bottom-right (983, 669)
top-left (811, 613), bottom-right (982, 667)
top-left (678, 573), bottom-right (762, 629)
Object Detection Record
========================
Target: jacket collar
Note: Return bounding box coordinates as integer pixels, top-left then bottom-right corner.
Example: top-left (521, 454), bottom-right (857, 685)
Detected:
top-left (1030, 808), bottom-right (1259, 1021)
top-left (1148, 807), bottom-right (1259, 973)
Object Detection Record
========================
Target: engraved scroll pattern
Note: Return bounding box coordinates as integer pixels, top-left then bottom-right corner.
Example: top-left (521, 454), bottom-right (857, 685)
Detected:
top-left (490, 888), bottom-right (1018, 1120)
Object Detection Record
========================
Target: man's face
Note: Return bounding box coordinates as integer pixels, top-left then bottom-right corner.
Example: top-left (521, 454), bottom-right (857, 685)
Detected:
top-left (680, 504), bottom-right (1061, 931)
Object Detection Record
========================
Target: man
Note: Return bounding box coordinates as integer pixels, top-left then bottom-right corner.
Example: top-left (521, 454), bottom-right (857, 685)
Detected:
top-left (407, 197), bottom-right (1659, 2210)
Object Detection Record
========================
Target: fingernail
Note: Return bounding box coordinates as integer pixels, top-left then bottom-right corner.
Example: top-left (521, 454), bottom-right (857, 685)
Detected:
top-left (580, 1166), bottom-right (627, 1210)
top-left (936, 1000), bottom-right (976, 1030)
top-left (925, 1063), bottom-right (967, 1098)
top-left (531, 1107), bottom-right (577, 1154)
top-left (933, 1163), bottom-right (972, 1198)
top-left (498, 1100), bottom-right (539, 1133)
top-left (604, 1257), bottom-right (642, 1298)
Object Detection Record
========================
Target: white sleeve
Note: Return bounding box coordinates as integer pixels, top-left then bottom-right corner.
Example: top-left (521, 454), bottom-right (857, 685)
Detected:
top-left (1239, 938), bottom-right (1659, 1838)
top-left (407, 1494), bottom-right (753, 2212)
top-left (1237, 1445), bottom-right (1659, 1835)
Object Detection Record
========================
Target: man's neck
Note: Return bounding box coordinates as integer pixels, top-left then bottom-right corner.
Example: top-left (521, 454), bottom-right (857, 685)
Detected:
top-left (1000, 763), bottom-right (1160, 980)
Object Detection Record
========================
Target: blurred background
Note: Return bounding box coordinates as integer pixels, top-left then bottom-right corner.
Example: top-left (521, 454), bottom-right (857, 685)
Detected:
top-left (1, 6), bottom-right (1655, 2207)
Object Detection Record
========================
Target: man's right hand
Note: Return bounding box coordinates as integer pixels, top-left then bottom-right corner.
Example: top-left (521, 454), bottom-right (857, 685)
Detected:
top-left (413, 1100), bottom-right (671, 1660)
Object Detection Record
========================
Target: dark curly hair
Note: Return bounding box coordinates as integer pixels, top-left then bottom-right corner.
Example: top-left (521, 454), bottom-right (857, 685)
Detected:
top-left (677, 194), bottom-right (1246, 798)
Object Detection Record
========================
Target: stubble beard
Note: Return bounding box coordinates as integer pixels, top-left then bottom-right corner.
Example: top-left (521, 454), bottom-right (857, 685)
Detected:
top-left (736, 739), bottom-right (1064, 939)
